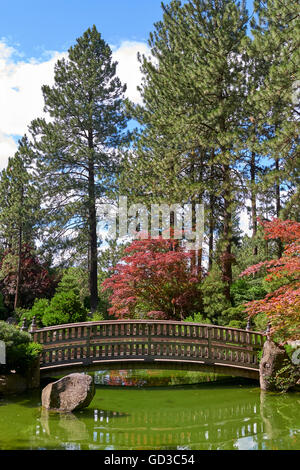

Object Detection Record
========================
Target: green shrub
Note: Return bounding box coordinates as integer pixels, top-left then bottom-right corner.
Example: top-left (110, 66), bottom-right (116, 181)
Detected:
top-left (202, 268), bottom-right (231, 323)
top-left (0, 321), bottom-right (42, 374)
top-left (14, 307), bottom-right (29, 321)
top-left (91, 312), bottom-right (105, 322)
top-left (230, 278), bottom-right (267, 306)
top-left (228, 320), bottom-right (244, 329)
top-left (42, 291), bottom-right (88, 327)
top-left (220, 305), bottom-right (248, 328)
top-left (56, 267), bottom-right (89, 304)
top-left (19, 298), bottom-right (50, 328)
top-left (184, 313), bottom-right (212, 324)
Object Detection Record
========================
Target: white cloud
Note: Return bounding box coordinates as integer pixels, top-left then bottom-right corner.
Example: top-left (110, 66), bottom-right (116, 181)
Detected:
top-left (0, 39), bottom-right (149, 171)
top-left (0, 132), bottom-right (17, 170)
top-left (112, 41), bottom-right (151, 104)
top-left (0, 41), bottom-right (66, 169)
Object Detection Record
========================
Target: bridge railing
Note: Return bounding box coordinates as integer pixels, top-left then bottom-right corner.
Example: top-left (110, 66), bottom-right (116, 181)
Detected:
top-left (30, 320), bottom-right (265, 371)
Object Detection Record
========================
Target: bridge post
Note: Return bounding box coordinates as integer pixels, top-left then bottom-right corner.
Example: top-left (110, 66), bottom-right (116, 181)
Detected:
top-left (29, 316), bottom-right (37, 334)
top-left (148, 324), bottom-right (152, 360)
top-left (20, 317), bottom-right (27, 332)
top-left (207, 327), bottom-right (213, 362)
top-left (86, 325), bottom-right (91, 364)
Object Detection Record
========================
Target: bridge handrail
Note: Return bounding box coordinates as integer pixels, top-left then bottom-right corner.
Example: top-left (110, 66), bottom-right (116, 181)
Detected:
top-left (31, 319), bottom-right (266, 337)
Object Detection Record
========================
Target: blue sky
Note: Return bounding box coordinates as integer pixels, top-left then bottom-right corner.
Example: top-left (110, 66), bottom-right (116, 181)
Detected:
top-left (0, 0), bottom-right (254, 174)
top-left (0, 0), bottom-right (255, 236)
top-left (0, 0), bottom-right (165, 57)
top-left (1, 0), bottom-right (255, 59)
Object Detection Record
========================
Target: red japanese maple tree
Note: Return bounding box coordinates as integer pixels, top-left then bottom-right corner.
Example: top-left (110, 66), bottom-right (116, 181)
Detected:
top-left (240, 219), bottom-right (300, 342)
top-left (0, 245), bottom-right (58, 309)
top-left (101, 236), bottom-right (202, 320)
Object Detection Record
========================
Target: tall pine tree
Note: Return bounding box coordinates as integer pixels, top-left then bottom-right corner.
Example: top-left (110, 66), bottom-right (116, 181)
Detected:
top-left (121, 0), bottom-right (249, 300)
top-left (0, 136), bottom-right (42, 309)
top-left (30, 26), bottom-right (129, 312)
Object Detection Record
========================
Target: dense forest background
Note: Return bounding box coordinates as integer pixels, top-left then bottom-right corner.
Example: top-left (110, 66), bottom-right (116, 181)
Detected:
top-left (0, 0), bottom-right (299, 343)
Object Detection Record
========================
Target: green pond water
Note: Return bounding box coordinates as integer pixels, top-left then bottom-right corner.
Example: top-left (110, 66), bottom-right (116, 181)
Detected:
top-left (0, 370), bottom-right (299, 450)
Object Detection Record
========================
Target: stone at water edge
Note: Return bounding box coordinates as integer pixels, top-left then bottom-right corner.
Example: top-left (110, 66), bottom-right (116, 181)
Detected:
top-left (42, 373), bottom-right (95, 412)
top-left (260, 340), bottom-right (294, 391)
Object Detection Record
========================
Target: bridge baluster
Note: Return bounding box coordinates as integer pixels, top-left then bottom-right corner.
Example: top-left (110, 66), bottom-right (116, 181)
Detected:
top-left (69, 346), bottom-right (74, 361)
top-left (54, 348), bottom-right (59, 363)
top-left (211, 328), bottom-right (216, 341)
top-left (41, 350), bottom-right (46, 366)
top-left (70, 345), bottom-right (75, 361)
top-left (60, 348), bottom-right (65, 363)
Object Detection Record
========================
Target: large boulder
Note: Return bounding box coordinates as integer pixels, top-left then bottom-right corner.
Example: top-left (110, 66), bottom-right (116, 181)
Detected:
top-left (260, 340), bottom-right (300, 392)
top-left (42, 373), bottom-right (95, 412)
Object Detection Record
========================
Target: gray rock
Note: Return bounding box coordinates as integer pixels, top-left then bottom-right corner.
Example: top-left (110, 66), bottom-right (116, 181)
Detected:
top-left (42, 373), bottom-right (95, 412)
top-left (260, 339), bottom-right (296, 391)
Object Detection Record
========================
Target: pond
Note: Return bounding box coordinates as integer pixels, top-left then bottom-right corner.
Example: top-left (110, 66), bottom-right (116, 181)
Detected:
top-left (0, 370), bottom-right (299, 450)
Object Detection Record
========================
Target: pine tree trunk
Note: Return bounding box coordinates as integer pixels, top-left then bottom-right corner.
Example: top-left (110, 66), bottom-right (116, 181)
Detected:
top-left (14, 184), bottom-right (24, 311)
top-left (208, 192), bottom-right (214, 272)
top-left (222, 164), bottom-right (233, 302)
top-left (88, 131), bottom-right (98, 314)
top-left (251, 151), bottom-right (258, 256)
top-left (275, 158), bottom-right (283, 258)
top-left (208, 156), bottom-right (215, 272)
top-left (14, 225), bottom-right (22, 311)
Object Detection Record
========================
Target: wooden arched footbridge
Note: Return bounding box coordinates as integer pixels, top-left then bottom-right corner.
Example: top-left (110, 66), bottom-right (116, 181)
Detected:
top-left (29, 320), bottom-right (265, 380)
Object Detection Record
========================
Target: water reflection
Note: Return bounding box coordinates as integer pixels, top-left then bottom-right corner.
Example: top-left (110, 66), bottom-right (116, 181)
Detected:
top-left (93, 369), bottom-right (228, 387)
top-left (1, 370), bottom-right (299, 450)
top-left (33, 387), bottom-right (300, 450)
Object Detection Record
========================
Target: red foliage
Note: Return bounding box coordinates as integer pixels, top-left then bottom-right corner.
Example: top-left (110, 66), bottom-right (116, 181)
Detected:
top-left (240, 219), bottom-right (300, 342)
top-left (101, 236), bottom-right (203, 320)
top-left (0, 244), bottom-right (58, 309)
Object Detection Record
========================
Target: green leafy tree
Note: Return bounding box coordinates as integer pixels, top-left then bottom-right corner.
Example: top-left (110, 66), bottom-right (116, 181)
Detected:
top-left (30, 25), bottom-right (129, 313)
